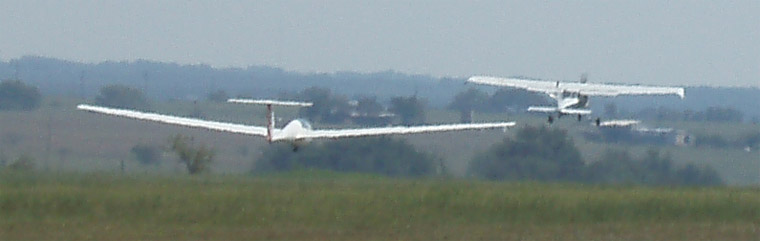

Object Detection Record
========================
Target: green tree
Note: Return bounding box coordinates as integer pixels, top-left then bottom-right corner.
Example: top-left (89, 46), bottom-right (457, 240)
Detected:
top-left (469, 126), bottom-right (585, 181)
top-left (739, 131), bottom-right (760, 149)
top-left (131, 144), bottom-right (162, 166)
top-left (584, 149), bottom-right (641, 184)
top-left (356, 97), bottom-right (383, 116)
top-left (694, 133), bottom-right (729, 148)
top-left (298, 87), bottom-right (332, 121)
top-left (7, 154), bottom-right (35, 172)
top-left (353, 97), bottom-right (390, 126)
top-left (695, 107), bottom-right (744, 122)
top-left (169, 135), bottom-right (214, 174)
top-left (295, 87), bottom-right (351, 124)
top-left (95, 85), bottom-right (151, 110)
top-left (584, 149), bottom-right (678, 185)
top-left (0, 80), bottom-right (41, 111)
top-left (675, 163), bottom-right (723, 186)
top-left (488, 88), bottom-right (549, 113)
top-left (448, 88), bottom-right (489, 122)
top-left (255, 137), bottom-right (437, 177)
top-left (638, 150), bottom-right (677, 185)
top-left (586, 149), bottom-right (723, 186)
top-left (323, 95), bottom-right (351, 124)
top-left (390, 96), bottom-right (426, 125)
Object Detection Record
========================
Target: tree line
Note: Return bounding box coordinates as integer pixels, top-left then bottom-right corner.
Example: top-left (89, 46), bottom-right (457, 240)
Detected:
top-left (4, 56), bottom-right (759, 119)
top-left (0, 79), bottom-right (730, 186)
top-left (693, 131), bottom-right (760, 150)
top-left (468, 126), bottom-right (723, 186)
top-left (634, 106), bottom-right (746, 123)
top-left (249, 125), bottom-right (723, 186)
top-left (120, 124), bottom-right (724, 187)
top-left (447, 88), bottom-right (549, 121)
top-left (0, 79), bottom-right (41, 111)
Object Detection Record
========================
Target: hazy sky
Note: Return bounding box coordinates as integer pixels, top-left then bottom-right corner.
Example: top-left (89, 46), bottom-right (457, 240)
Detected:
top-left (1, 0), bottom-right (757, 87)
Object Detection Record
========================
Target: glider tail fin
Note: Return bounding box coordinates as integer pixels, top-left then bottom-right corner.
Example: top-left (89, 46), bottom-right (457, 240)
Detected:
top-left (227, 99), bottom-right (313, 143)
top-left (266, 104), bottom-right (274, 142)
top-left (227, 99), bottom-right (313, 107)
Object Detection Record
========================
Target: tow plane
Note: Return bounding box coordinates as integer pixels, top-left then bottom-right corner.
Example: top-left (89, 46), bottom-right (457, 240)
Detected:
top-left (78, 99), bottom-right (515, 151)
top-left (467, 74), bottom-right (685, 125)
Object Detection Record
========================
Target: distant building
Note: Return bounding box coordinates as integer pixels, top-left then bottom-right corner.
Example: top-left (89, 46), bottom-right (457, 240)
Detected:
top-left (347, 99), bottom-right (395, 126)
top-left (583, 120), bottom-right (691, 146)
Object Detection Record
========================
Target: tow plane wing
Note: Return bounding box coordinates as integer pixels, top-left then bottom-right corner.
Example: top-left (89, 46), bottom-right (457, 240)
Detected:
top-left (468, 76), bottom-right (685, 98)
top-left (468, 76), bottom-right (559, 93)
top-left (526, 106), bottom-right (591, 115)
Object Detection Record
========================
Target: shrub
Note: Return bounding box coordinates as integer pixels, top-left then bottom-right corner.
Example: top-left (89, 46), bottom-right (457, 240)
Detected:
top-left (255, 137), bottom-right (437, 177)
top-left (169, 135), bottom-right (214, 174)
top-left (7, 154), bottom-right (35, 172)
top-left (296, 87), bottom-right (351, 124)
top-left (468, 126), bottom-right (585, 181)
top-left (94, 85), bottom-right (151, 110)
top-left (586, 149), bottom-right (723, 186)
top-left (0, 80), bottom-right (41, 111)
top-left (131, 144), bottom-right (162, 166)
top-left (390, 96), bottom-right (426, 125)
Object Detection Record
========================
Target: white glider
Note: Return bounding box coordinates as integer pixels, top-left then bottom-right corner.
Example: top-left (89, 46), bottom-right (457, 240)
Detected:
top-left (467, 74), bottom-right (685, 124)
top-left (77, 99), bottom-right (515, 149)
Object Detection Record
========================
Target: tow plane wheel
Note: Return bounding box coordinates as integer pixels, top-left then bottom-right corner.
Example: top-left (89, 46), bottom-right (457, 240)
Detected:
top-left (595, 118), bottom-right (601, 126)
top-left (292, 145), bottom-right (299, 152)
top-left (577, 114), bottom-right (582, 122)
top-left (548, 115), bottom-right (554, 124)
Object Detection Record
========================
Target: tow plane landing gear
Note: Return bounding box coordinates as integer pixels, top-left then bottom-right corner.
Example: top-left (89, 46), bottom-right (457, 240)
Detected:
top-left (548, 114), bottom-right (590, 125)
top-left (548, 114), bottom-right (588, 124)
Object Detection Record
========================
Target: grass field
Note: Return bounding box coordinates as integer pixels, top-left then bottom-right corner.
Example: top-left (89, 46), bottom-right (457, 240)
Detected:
top-left (1, 171), bottom-right (759, 240)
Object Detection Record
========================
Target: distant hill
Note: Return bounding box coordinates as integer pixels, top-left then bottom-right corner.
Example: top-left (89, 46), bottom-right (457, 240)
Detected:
top-left (0, 56), bottom-right (466, 106)
top-left (2, 56), bottom-right (758, 120)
